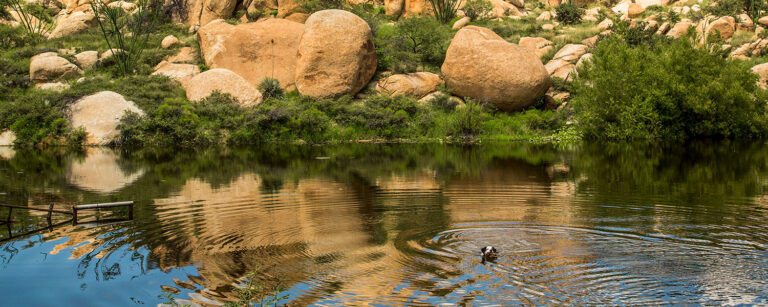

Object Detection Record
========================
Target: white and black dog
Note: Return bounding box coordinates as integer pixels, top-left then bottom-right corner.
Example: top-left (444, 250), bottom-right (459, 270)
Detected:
top-left (480, 246), bottom-right (498, 261)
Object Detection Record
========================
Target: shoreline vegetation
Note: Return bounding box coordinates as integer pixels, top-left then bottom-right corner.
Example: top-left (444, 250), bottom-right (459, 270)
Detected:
top-left (1, 0), bottom-right (768, 148)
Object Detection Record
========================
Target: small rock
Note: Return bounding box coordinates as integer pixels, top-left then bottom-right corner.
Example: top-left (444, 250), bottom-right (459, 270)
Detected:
top-left (628, 3), bottom-right (644, 18)
top-left (542, 24), bottom-right (555, 31)
top-left (35, 82), bottom-right (70, 91)
top-left (74, 50), bottom-right (99, 69)
top-left (598, 18), bottom-right (613, 31)
top-left (518, 37), bottom-right (554, 58)
top-left (167, 47), bottom-right (198, 64)
top-left (751, 62), bottom-right (768, 88)
top-left (0, 130), bottom-right (16, 146)
top-left (453, 16), bottom-right (471, 29)
top-left (185, 68), bottom-right (262, 106)
top-left (100, 49), bottom-right (125, 61)
top-left (29, 52), bottom-right (82, 83)
top-left (759, 16), bottom-right (768, 27)
top-left (152, 61), bottom-right (200, 87)
top-left (161, 35), bottom-right (180, 49)
top-left (536, 11), bottom-right (552, 21)
top-left (375, 72), bottom-right (442, 98)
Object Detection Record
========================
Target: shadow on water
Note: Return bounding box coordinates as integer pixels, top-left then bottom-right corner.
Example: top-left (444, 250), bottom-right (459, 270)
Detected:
top-left (0, 141), bottom-right (767, 305)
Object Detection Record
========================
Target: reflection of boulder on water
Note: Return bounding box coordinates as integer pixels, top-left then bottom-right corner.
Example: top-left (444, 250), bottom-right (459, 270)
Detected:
top-left (0, 147), bottom-right (15, 160)
top-left (66, 148), bottom-right (145, 194)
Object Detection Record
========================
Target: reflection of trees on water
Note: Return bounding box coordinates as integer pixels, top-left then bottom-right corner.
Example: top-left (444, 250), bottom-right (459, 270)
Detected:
top-left (1, 142), bottom-right (768, 304)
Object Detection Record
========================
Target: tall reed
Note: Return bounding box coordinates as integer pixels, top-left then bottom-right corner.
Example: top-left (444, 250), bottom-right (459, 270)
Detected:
top-left (6, 0), bottom-right (54, 37)
top-left (426, 0), bottom-right (461, 24)
top-left (90, 0), bottom-right (161, 76)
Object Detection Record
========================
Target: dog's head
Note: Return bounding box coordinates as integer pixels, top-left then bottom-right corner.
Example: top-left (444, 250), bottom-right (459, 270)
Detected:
top-left (480, 246), bottom-right (498, 258)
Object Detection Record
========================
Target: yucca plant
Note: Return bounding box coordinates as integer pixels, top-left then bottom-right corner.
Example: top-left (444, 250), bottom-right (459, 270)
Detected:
top-left (5, 0), bottom-right (55, 38)
top-left (426, 0), bottom-right (461, 24)
top-left (90, 0), bottom-right (161, 76)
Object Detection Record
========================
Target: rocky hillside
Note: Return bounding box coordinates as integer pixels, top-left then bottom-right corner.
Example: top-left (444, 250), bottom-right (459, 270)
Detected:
top-left (1, 0), bottom-right (768, 146)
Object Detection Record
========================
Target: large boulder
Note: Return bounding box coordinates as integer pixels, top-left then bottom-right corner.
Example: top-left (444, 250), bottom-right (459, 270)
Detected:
top-left (441, 26), bottom-right (550, 112)
top-left (152, 61), bottom-right (201, 87)
top-left (184, 0), bottom-right (238, 27)
top-left (295, 10), bottom-right (377, 98)
top-left (706, 16), bottom-right (736, 39)
top-left (627, 3), bottom-right (644, 18)
top-left (751, 63), bottom-right (768, 89)
top-left (375, 72), bottom-right (442, 98)
top-left (198, 18), bottom-right (304, 91)
top-left (185, 68), bottom-right (263, 106)
top-left (69, 91), bottom-right (144, 145)
top-left (666, 19), bottom-right (693, 38)
top-left (385, 0), bottom-right (404, 16)
top-left (49, 11), bottom-right (95, 38)
top-left (29, 52), bottom-right (82, 83)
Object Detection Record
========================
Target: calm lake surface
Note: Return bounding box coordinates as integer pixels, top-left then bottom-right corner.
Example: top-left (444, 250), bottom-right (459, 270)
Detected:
top-left (1, 142), bottom-right (767, 306)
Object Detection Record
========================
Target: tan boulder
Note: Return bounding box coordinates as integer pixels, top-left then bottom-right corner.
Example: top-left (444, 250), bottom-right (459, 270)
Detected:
top-left (152, 61), bottom-right (201, 87)
top-left (666, 19), bottom-right (692, 38)
top-left (185, 68), bottom-right (263, 106)
top-left (758, 16), bottom-right (768, 26)
top-left (706, 16), bottom-right (736, 39)
top-left (627, 3), bottom-right (644, 18)
top-left (544, 44), bottom-right (588, 80)
top-left (296, 10), bottom-right (377, 98)
top-left (403, 0), bottom-right (427, 17)
top-left (285, 12), bottom-right (310, 23)
top-left (441, 26), bottom-right (550, 112)
top-left (161, 35), bottom-right (180, 49)
top-left (198, 18), bottom-right (304, 91)
top-left (0, 130), bottom-right (16, 146)
top-left (385, 0), bottom-right (404, 16)
top-left (612, 0), bottom-right (631, 16)
top-left (107, 0), bottom-right (137, 11)
top-left (536, 11), bottom-right (552, 21)
top-left (29, 52), bottom-right (82, 83)
top-left (375, 72), bottom-right (442, 98)
top-left (246, 0), bottom-right (278, 14)
top-left (598, 18), bottom-right (613, 31)
top-left (49, 11), bottom-right (95, 38)
top-left (74, 50), bottom-right (99, 70)
top-left (738, 13), bottom-right (754, 31)
top-left (518, 37), bottom-right (554, 58)
top-left (277, 0), bottom-right (302, 18)
top-left (453, 16), bottom-right (471, 29)
top-left (751, 63), bottom-right (768, 88)
top-left (187, 0), bottom-right (238, 26)
top-left (490, 0), bottom-right (521, 17)
top-left (100, 49), bottom-right (125, 61)
top-left (69, 91), bottom-right (144, 145)
top-left (542, 23), bottom-right (555, 31)
top-left (656, 21), bottom-right (670, 34)
top-left (167, 47), bottom-right (199, 63)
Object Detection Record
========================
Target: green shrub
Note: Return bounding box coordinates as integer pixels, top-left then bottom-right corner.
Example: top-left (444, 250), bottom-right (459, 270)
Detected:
top-left (463, 0), bottom-right (494, 20)
top-left (555, 2), bottom-right (583, 25)
top-left (570, 36), bottom-right (768, 139)
top-left (0, 25), bottom-right (36, 50)
top-left (375, 17), bottom-right (453, 73)
top-left (301, 0), bottom-right (344, 13)
top-left (258, 78), bottom-right (284, 100)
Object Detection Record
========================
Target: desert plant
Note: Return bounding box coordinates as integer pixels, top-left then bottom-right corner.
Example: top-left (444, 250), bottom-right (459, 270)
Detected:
top-left (463, 0), bottom-right (493, 20)
top-left (90, 0), bottom-right (162, 76)
top-left (258, 78), bottom-right (284, 100)
top-left (375, 17), bottom-right (452, 72)
top-left (5, 0), bottom-right (55, 37)
top-left (554, 2), bottom-right (583, 25)
top-left (426, 0), bottom-right (461, 23)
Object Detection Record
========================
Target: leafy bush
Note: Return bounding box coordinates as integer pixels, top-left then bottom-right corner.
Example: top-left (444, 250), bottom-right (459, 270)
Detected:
top-left (301, 0), bottom-right (344, 13)
top-left (0, 25), bottom-right (35, 51)
top-left (426, 0), bottom-right (461, 23)
top-left (570, 36), bottom-right (768, 139)
top-left (5, 0), bottom-right (55, 37)
top-left (703, 0), bottom-right (767, 19)
top-left (555, 2), bottom-right (583, 25)
top-left (463, 0), bottom-right (494, 21)
top-left (608, 17), bottom-right (668, 47)
top-left (258, 78), bottom-right (284, 100)
top-left (375, 17), bottom-right (453, 73)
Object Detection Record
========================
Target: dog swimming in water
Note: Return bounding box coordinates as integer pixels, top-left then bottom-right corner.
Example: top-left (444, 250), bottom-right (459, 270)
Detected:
top-left (480, 246), bottom-right (498, 261)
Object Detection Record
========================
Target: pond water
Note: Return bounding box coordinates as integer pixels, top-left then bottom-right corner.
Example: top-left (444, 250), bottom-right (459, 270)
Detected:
top-left (1, 142), bottom-right (767, 306)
